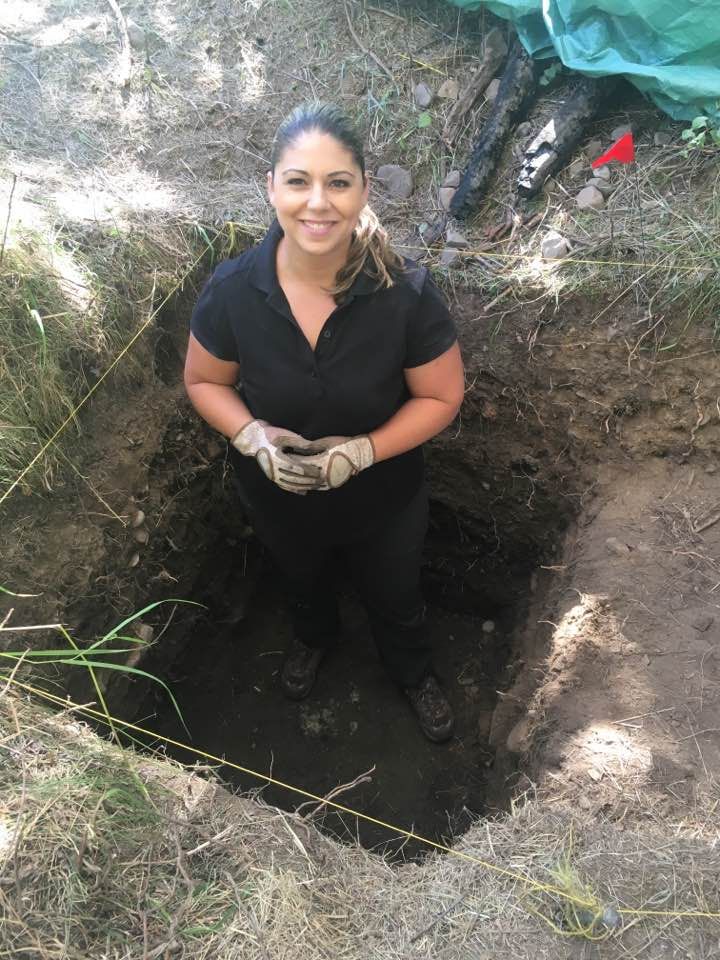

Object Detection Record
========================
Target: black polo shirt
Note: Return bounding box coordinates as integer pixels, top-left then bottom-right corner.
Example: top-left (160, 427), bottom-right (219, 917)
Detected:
top-left (190, 220), bottom-right (456, 541)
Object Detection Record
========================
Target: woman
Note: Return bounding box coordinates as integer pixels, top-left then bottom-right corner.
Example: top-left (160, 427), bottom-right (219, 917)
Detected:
top-left (184, 103), bottom-right (464, 742)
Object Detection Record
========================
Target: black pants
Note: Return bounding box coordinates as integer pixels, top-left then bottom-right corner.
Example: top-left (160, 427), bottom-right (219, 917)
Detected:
top-left (247, 483), bottom-right (432, 688)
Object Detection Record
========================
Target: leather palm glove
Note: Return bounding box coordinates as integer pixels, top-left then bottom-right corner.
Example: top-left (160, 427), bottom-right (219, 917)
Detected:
top-left (231, 420), bottom-right (324, 494)
top-left (285, 435), bottom-right (375, 490)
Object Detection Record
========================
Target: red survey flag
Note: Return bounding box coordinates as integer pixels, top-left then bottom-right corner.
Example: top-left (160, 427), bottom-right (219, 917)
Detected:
top-left (592, 132), bottom-right (635, 168)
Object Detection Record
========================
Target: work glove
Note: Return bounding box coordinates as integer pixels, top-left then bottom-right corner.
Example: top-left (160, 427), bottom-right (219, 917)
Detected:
top-left (231, 420), bottom-right (324, 494)
top-left (285, 435), bottom-right (375, 490)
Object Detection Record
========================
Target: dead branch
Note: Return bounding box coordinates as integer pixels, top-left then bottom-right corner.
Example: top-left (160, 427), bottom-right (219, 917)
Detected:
top-left (442, 27), bottom-right (508, 146)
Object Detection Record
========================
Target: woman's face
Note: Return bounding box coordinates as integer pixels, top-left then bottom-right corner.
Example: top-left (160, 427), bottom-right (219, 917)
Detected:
top-left (267, 130), bottom-right (369, 259)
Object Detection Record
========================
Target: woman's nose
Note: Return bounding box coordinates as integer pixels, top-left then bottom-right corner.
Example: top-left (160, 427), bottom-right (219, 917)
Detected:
top-left (307, 182), bottom-right (329, 209)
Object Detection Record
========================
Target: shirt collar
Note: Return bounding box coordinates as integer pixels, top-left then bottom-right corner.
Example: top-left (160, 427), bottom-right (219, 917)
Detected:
top-left (249, 219), bottom-right (380, 302)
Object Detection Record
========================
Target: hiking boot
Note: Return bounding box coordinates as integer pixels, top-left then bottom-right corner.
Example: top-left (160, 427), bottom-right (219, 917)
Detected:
top-left (280, 639), bottom-right (326, 700)
top-left (404, 674), bottom-right (455, 742)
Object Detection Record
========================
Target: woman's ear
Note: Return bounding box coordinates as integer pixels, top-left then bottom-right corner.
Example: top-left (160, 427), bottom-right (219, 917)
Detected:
top-left (266, 170), bottom-right (275, 206)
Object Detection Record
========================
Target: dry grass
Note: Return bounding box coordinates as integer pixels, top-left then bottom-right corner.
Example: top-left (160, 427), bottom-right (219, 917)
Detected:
top-left (1, 688), bottom-right (719, 959)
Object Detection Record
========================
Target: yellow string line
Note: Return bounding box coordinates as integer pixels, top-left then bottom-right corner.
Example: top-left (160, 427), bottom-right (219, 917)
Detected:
top-left (5, 675), bottom-right (720, 923)
top-left (0, 243), bottom-right (211, 508)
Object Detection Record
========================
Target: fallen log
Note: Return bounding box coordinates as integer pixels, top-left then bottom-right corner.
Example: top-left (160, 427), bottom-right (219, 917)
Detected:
top-left (450, 40), bottom-right (540, 220)
top-left (442, 26), bottom-right (509, 147)
top-left (516, 76), bottom-right (622, 198)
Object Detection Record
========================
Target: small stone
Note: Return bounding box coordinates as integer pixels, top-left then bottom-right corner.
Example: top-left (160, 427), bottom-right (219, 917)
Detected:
top-left (611, 124), bottom-right (632, 141)
top-left (568, 157), bottom-right (586, 178)
top-left (443, 169), bottom-right (461, 188)
top-left (585, 176), bottom-right (614, 198)
top-left (439, 186), bottom-right (456, 211)
top-left (375, 164), bottom-right (413, 199)
top-left (446, 228), bottom-right (467, 248)
top-left (135, 622), bottom-right (154, 644)
top-left (134, 527), bottom-right (149, 545)
top-left (643, 654), bottom-right (651, 666)
top-left (482, 620), bottom-right (495, 634)
top-left (705, 464), bottom-right (717, 474)
top-left (576, 185), bottom-right (605, 210)
top-left (481, 481), bottom-right (490, 491)
top-left (541, 230), bottom-right (570, 260)
top-left (128, 552), bottom-right (140, 568)
top-left (126, 19), bottom-right (146, 50)
top-left (654, 131), bottom-right (672, 147)
top-left (413, 82), bottom-right (433, 108)
top-left (588, 767), bottom-right (602, 782)
top-left (506, 716), bottom-right (530, 753)
top-left (485, 78), bottom-right (501, 102)
top-left (593, 164), bottom-right (611, 181)
top-left (131, 509), bottom-right (145, 528)
top-left (692, 614), bottom-right (714, 632)
top-left (606, 536), bottom-right (631, 557)
top-left (437, 78), bottom-right (459, 100)
top-left (439, 246), bottom-right (459, 268)
top-left (584, 139), bottom-right (603, 161)
top-left (601, 907), bottom-right (622, 930)
top-left (578, 795), bottom-right (592, 810)
top-left (516, 121), bottom-right (533, 138)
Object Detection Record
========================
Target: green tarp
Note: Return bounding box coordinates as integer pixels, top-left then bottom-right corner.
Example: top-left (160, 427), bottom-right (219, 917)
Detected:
top-left (446, 0), bottom-right (720, 122)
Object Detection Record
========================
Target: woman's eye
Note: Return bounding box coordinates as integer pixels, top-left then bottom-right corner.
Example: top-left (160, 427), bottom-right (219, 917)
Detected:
top-left (287, 178), bottom-right (306, 186)
top-left (330, 179), bottom-right (351, 189)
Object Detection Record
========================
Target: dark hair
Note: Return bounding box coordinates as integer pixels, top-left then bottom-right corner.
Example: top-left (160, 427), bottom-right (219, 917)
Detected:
top-left (270, 102), bottom-right (403, 298)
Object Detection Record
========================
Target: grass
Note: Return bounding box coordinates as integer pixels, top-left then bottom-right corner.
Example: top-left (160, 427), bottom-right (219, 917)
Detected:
top-left (0, 220), bottom-right (254, 500)
top-left (1, 684), bottom-right (718, 959)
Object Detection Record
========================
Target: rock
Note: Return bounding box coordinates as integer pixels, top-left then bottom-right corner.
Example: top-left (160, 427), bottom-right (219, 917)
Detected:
top-left (446, 228), bottom-right (467, 248)
top-left (578, 795), bottom-right (592, 810)
top-left (443, 169), bottom-right (461, 188)
top-left (692, 614), bottom-right (714, 633)
top-left (439, 186), bottom-right (456, 211)
top-left (568, 157), bottom-right (586, 178)
top-left (606, 536), bottom-right (631, 557)
top-left (485, 78), bottom-right (501, 102)
top-left (128, 552), bottom-right (140, 568)
top-left (439, 246), bottom-right (459, 268)
top-left (611, 124), bottom-right (632, 141)
top-left (126, 19), bottom-right (146, 50)
top-left (601, 907), bottom-right (622, 931)
top-left (437, 78), bottom-right (459, 100)
top-left (506, 716), bottom-right (530, 753)
top-left (134, 527), bottom-right (149, 545)
top-left (593, 164), bottom-right (611, 181)
top-left (413, 82), bottom-right (433, 108)
top-left (375, 164), bottom-right (413, 199)
top-left (482, 620), bottom-right (496, 634)
top-left (541, 230), bottom-right (570, 260)
top-left (585, 176), bottom-right (614, 198)
top-left (131, 508), bottom-right (145, 528)
top-left (584, 139), bottom-right (603, 161)
top-left (576, 185), bottom-right (605, 210)
top-left (654, 131), bottom-right (672, 147)
top-left (135, 622), bottom-right (154, 644)
top-left (516, 121), bottom-right (533, 138)
top-left (588, 766), bottom-right (602, 782)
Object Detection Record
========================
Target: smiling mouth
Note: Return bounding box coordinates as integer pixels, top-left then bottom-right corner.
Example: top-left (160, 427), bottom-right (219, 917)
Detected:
top-left (300, 220), bottom-right (338, 234)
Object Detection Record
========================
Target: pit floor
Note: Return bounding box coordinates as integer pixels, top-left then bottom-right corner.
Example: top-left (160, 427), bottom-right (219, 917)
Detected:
top-left (137, 556), bottom-right (517, 859)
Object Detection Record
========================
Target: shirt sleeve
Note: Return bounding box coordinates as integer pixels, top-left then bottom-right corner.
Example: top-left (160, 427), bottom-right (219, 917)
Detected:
top-left (189, 274), bottom-right (239, 362)
top-left (404, 270), bottom-right (457, 368)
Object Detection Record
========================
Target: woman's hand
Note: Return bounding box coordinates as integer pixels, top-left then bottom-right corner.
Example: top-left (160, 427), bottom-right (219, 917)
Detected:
top-left (232, 420), bottom-right (324, 494)
top-left (284, 435), bottom-right (375, 490)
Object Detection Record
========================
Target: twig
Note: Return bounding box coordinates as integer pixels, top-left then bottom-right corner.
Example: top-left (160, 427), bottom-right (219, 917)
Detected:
top-left (3, 57), bottom-right (42, 92)
top-left (299, 765), bottom-right (375, 819)
top-left (343, 2), bottom-right (395, 85)
top-left (411, 892), bottom-right (469, 942)
top-left (693, 512), bottom-right (720, 535)
top-left (0, 174), bottom-right (17, 268)
top-left (105, 0), bottom-right (132, 88)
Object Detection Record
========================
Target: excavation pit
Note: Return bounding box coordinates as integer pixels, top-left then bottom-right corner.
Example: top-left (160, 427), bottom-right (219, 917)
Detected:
top-left (131, 498), bottom-right (547, 859)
